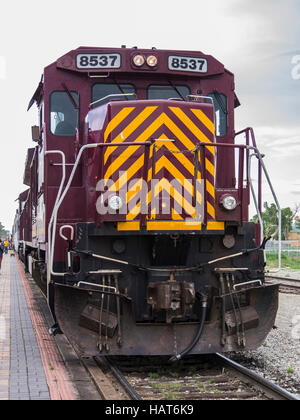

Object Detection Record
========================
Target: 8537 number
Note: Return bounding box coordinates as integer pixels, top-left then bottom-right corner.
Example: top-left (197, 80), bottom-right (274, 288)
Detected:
top-left (76, 53), bottom-right (121, 69)
top-left (168, 56), bottom-right (208, 73)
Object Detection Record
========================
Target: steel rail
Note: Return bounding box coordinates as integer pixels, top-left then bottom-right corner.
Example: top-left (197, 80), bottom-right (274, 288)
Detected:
top-left (266, 276), bottom-right (300, 283)
top-left (216, 353), bottom-right (299, 401)
top-left (265, 276), bottom-right (300, 291)
top-left (279, 285), bottom-right (300, 291)
top-left (100, 357), bottom-right (143, 400)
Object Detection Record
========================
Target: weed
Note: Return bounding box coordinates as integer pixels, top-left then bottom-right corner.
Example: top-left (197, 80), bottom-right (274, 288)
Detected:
top-left (149, 372), bottom-right (159, 380)
top-left (266, 253), bottom-right (300, 270)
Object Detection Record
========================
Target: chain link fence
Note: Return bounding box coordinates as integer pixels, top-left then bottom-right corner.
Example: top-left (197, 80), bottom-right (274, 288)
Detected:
top-left (265, 240), bottom-right (300, 257)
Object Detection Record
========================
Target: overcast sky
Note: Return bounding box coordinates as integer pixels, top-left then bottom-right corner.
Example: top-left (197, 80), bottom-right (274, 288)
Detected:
top-left (0, 0), bottom-right (299, 231)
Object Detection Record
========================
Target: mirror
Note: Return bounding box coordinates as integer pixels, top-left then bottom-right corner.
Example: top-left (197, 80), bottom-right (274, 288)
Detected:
top-left (32, 126), bottom-right (40, 142)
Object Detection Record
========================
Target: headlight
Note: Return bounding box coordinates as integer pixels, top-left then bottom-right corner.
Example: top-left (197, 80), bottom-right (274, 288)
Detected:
top-left (147, 55), bottom-right (158, 67)
top-left (108, 195), bottom-right (123, 211)
top-left (221, 195), bottom-right (237, 211)
top-left (133, 54), bottom-right (145, 67)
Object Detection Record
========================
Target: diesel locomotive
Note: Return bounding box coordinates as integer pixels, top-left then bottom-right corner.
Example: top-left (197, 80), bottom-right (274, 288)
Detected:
top-left (16, 46), bottom-right (279, 358)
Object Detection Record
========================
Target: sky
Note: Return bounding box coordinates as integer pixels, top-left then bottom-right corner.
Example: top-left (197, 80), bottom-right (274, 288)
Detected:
top-left (0, 0), bottom-right (299, 231)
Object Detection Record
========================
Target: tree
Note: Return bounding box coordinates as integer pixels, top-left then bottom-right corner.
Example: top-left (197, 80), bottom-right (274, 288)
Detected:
top-left (0, 222), bottom-right (9, 239)
top-left (294, 204), bottom-right (300, 230)
top-left (252, 202), bottom-right (296, 240)
top-left (282, 207), bottom-right (294, 240)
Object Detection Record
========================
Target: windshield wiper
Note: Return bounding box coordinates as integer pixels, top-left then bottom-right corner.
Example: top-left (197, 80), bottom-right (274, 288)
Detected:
top-left (213, 89), bottom-right (228, 115)
top-left (62, 82), bottom-right (79, 109)
top-left (167, 79), bottom-right (185, 101)
top-left (112, 75), bottom-right (134, 100)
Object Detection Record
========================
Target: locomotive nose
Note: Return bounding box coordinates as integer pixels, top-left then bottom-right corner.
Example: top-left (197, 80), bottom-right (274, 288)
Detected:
top-left (87, 98), bottom-right (216, 227)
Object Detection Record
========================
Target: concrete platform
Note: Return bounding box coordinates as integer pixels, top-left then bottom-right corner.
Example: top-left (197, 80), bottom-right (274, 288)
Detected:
top-left (0, 255), bottom-right (99, 400)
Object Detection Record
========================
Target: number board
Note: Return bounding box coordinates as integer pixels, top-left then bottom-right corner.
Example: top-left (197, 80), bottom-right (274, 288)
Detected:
top-left (76, 53), bottom-right (121, 69)
top-left (168, 55), bottom-right (208, 73)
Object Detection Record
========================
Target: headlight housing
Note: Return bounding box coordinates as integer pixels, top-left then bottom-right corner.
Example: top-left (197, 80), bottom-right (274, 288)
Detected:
top-left (147, 55), bottom-right (158, 67)
top-left (108, 195), bottom-right (123, 211)
top-left (221, 195), bottom-right (237, 211)
top-left (133, 54), bottom-right (145, 67)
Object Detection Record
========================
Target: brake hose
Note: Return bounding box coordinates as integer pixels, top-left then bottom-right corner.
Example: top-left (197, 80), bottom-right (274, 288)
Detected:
top-left (169, 295), bottom-right (208, 362)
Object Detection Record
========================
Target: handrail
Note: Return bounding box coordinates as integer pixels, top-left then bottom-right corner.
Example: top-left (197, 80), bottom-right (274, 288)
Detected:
top-left (89, 93), bottom-right (136, 109)
top-left (47, 133), bottom-right (281, 279)
top-left (47, 141), bottom-right (153, 279)
top-left (44, 150), bottom-right (66, 301)
top-left (235, 128), bottom-right (282, 272)
top-left (186, 95), bottom-right (214, 105)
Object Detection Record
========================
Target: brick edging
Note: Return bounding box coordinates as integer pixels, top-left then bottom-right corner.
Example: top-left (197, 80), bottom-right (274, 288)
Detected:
top-left (15, 257), bottom-right (77, 400)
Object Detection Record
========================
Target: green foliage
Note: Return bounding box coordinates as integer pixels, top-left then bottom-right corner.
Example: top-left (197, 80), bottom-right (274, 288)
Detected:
top-left (0, 222), bottom-right (9, 239)
top-left (266, 253), bottom-right (300, 270)
top-left (252, 203), bottom-right (296, 240)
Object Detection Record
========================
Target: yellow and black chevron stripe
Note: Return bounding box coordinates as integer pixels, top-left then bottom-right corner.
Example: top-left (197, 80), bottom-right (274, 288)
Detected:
top-left (101, 103), bottom-right (222, 231)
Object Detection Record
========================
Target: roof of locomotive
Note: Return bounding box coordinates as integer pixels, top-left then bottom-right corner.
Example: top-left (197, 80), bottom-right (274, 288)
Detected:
top-left (53, 46), bottom-right (227, 77)
top-left (28, 46), bottom-right (235, 110)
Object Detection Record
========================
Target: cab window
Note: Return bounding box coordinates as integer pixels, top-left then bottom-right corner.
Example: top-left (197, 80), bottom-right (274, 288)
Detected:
top-left (206, 92), bottom-right (228, 137)
top-left (148, 85), bottom-right (190, 100)
top-left (50, 91), bottom-right (79, 136)
top-left (92, 83), bottom-right (136, 108)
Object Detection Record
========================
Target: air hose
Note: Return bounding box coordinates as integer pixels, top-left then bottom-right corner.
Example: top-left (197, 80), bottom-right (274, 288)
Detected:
top-left (169, 295), bottom-right (208, 362)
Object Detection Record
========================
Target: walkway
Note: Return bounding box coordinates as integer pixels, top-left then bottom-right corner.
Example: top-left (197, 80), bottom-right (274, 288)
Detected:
top-left (0, 255), bottom-right (78, 400)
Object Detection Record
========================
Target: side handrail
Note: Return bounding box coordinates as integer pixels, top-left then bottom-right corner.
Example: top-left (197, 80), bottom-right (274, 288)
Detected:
top-left (235, 128), bottom-right (282, 272)
top-left (44, 151), bottom-right (66, 304)
top-left (47, 140), bottom-right (153, 279)
top-left (89, 93), bottom-right (136, 109)
top-left (186, 95), bottom-right (214, 105)
top-left (47, 136), bottom-right (281, 279)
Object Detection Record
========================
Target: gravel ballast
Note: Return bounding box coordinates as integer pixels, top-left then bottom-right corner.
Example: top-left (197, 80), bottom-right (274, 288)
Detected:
top-left (228, 292), bottom-right (300, 396)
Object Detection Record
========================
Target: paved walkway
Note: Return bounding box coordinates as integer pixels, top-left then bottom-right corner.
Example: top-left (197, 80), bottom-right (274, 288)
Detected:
top-left (10, 259), bottom-right (50, 400)
top-left (0, 255), bottom-right (78, 400)
top-left (0, 254), bottom-right (10, 400)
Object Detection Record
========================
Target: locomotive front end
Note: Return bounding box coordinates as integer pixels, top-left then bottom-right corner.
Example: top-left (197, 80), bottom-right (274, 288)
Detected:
top-left (54, 96), bottom-right (278, 357)
top-left (21, 46), bottom-right (279, 359)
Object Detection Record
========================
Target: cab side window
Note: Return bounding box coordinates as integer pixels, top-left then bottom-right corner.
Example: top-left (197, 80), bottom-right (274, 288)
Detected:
top-left (206, 92), bottom-right (228, 137)
top-left (50, 91), bottom-right (79, 136)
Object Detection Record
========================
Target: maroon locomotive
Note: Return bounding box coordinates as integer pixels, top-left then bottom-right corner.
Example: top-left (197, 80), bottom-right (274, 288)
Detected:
top-left (16, 46), bottom-right (278, 358)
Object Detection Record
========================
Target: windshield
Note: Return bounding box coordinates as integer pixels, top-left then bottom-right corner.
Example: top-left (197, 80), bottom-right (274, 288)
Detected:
top-left (92, 83), bottom-right (136, 108)
top-left (147, 84), bottom-right (190, 100)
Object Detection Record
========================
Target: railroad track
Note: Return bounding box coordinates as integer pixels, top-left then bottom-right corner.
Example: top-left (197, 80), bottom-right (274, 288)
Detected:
top-left (20, 260), bottom-right (299, 401)
top-left (266, 275), bottom-right (300, 293)
top-left (81, 354), bottom-right (299, 401)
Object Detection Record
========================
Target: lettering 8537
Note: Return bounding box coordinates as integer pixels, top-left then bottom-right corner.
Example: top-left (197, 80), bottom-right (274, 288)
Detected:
top-left (76, 53), bottom-right (121, 69)
top-left (168, 55), bottom-right (208, 73)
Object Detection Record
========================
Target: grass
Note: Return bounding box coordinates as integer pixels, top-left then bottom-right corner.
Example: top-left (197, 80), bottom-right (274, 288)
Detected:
top-left (266, 253), bottom-right (300, 270)
top-left (149, 381), bottom-right (181, 400)
top-left (149, 372), bottom-right (159, 380)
